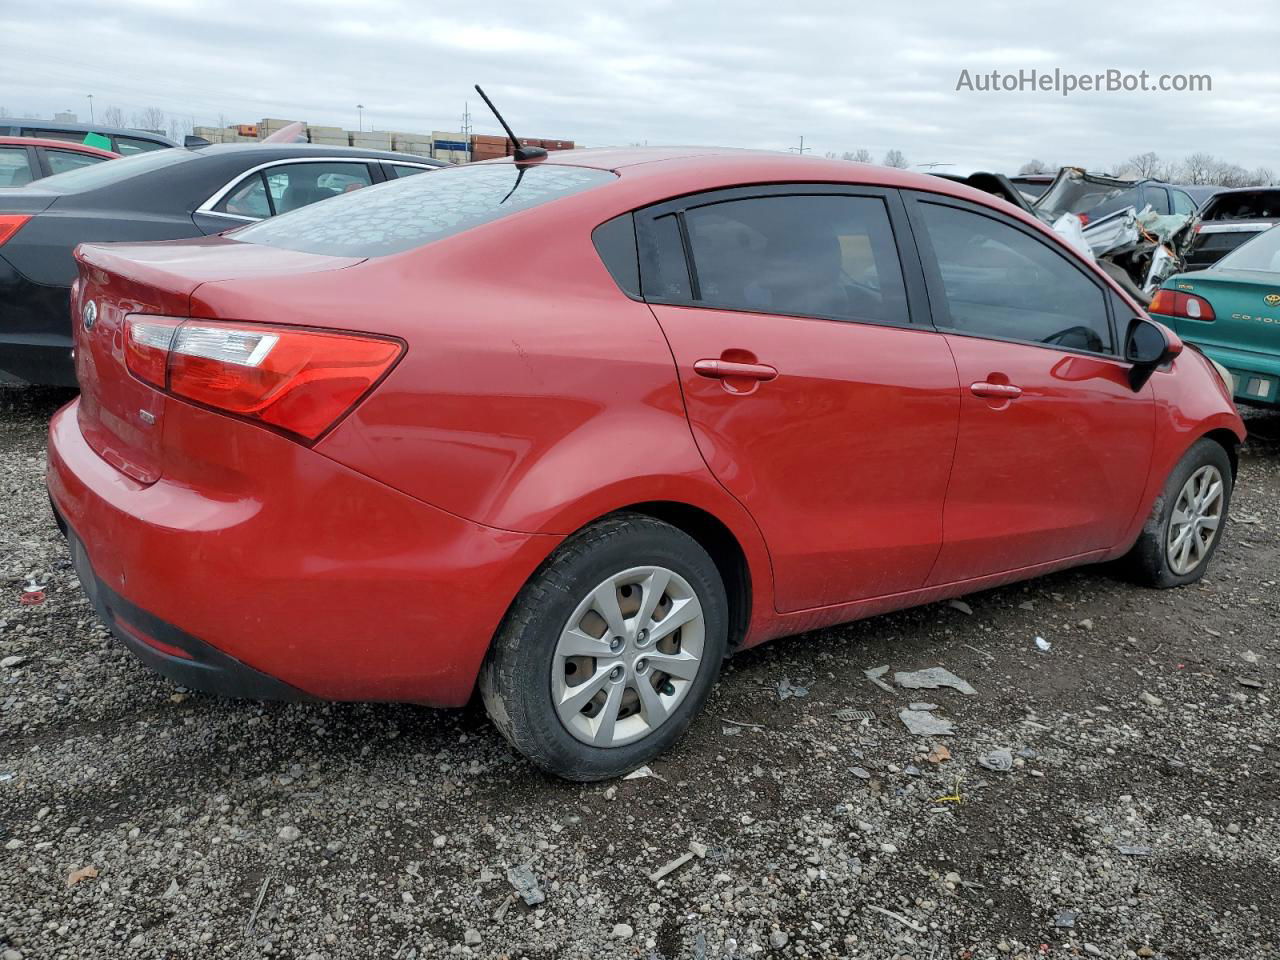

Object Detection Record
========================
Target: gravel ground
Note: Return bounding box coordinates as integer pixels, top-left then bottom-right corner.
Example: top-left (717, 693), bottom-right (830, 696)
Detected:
top-left (2, 386), bottom-right (1278, 960)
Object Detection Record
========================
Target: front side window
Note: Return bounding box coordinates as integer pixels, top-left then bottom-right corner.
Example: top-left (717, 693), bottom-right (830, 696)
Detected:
top-left (234, 163), bottom-right (615, 257)
top-left (919, 201), bottom-right (1112, 354)
top-left (680, 194), bottom-right (908, 324)
top-left (45, 148), bottom-right (108, 175)
top-left (0, 146), bottom-right (33, 187)
top-left (1172, 190), bottom-right (1198, 216)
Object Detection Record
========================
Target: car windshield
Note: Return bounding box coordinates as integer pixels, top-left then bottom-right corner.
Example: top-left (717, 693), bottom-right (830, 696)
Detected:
top-left (1215, 224), bottom-right (1280, 272)
top-left (32, 147), bottom-right (193, 192)
top-left (232, 163), bottom-right (616, 257)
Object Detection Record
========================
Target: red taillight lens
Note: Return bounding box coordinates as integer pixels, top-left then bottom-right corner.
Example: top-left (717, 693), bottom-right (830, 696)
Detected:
top-left (1148, 290), bottom-right (1215, 322)
top-left (125, 316), bottom-right (182, 387)
top-left (123, 316), bottom-right (403, 441)
top-left (0, 214), bottom-right (31, 246)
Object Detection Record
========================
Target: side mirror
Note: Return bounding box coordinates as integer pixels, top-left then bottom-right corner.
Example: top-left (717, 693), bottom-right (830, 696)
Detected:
top-left (1125, 317), bottom-right (1182, 391)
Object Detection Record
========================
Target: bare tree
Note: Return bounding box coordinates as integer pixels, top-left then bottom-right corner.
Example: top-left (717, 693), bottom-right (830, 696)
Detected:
top-left (166, 114), bottom-right (194, 141)
top-left (1250, 166), bottom-right (1275, 186)
top-left (1126, 151), bottom-right (1162, 179)
top-left (1017, 159), bottom-right (1051, 175)
top-left (100, 105), bottom-right (124, 128)
top-left (846, 148), bottom-right (873, 163)
top-left (882, 149), bottom-right (908, 169)
top-left (132, 106), bottom-right (168, 133)
top-left (1181, 153), bottom-right (1215, 185)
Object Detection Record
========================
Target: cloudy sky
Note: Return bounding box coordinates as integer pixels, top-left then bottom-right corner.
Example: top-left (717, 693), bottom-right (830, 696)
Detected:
top-left (4, 0), bottom-right (1278, 173)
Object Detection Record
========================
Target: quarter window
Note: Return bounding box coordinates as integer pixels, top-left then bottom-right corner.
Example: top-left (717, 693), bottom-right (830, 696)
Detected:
top-left (1172, 190), bottom-right (1197, 216)
top-left (918, 201), bottom-right (1112, 354)
top-left (219, 173), bottom-right (272, 219)
top-left (680, 195), bottom-right (908, 324)
top-left (387, 163), bottom-right (430, 179)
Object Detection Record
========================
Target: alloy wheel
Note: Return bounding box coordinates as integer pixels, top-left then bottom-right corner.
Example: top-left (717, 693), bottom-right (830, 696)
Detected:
top-left (1166, 464), bottom-right (1225, 576)
top-left (551, 565), bottom-right (705, 747)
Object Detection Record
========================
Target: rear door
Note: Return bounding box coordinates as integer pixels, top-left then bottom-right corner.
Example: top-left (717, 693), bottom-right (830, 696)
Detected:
top-left (905, 192), bottom-right (1154, 583)
top-left (638, 185), bottom-right (960, 611)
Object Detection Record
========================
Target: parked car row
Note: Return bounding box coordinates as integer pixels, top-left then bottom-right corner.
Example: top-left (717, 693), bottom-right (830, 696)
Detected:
top-left (0, 142), bottom-right (441, 385)
top-left (41, 147), bottom-right (1245, 779)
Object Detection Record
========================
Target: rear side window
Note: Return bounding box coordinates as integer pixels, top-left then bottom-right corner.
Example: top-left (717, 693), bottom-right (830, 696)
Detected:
top-left (681, 195), bottom-right (908, 325)
top-left (1143, 187), bottom-right (1170, 216)
top-left (0, 146), bottom-right (33, 187)
top-left (45, 149), bottom-right (108, 175)
top-left (387, 163), bottom-right (430, 179)
top-left (233, 164), bottom-right (615, 257)
top-left (918, 201), bottom-right (1112, 354)
top-left (34, 147), bottom-right (191, 192)
top-left (113, 136), bottom-right (166, 155)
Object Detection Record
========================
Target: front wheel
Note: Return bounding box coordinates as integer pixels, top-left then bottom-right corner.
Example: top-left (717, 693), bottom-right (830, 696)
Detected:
top-left (479, 514), bottom-right (728, 781)
top-left (1121, 438), bottom-right (1233, 588)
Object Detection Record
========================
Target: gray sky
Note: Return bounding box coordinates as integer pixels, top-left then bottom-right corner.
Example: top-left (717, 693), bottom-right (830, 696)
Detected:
top-left (4, 0), bottom-right (1278, 173)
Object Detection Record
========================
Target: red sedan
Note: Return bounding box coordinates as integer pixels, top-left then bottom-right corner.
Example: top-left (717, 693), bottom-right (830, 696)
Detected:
top-left (47, 148), bottom-right (1244, 780)
top-left (0, 136), bottom-right (119, 186)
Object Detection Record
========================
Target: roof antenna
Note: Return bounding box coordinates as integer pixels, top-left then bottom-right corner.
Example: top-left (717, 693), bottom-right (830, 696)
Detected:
top-left (474, 84), bottom-right (547, 163)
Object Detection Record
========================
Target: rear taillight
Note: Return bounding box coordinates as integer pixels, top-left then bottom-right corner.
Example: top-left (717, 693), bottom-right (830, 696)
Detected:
top-left (124, 316), bottom-right (403, 441)
top-left (1148, 290), bottom-right (1216, 322)
top-left (0, 214), bottom-right (31, 246)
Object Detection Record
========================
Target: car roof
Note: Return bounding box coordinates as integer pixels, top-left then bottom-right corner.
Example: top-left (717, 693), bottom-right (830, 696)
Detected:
top-left (1, 118), bottom-right (177, 145)
top-left (188, 142), bottom-right (441, 165)
top-left (0, 135), bottom-right (119, 157)
top-left (494, 145), bottom-right (1031, 206)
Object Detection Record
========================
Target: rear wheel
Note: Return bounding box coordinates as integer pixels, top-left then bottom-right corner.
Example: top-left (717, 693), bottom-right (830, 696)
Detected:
top-left (479, 514), bottom-right (728, 781)
top-left (1122, 439), bottom-right (1232, 587)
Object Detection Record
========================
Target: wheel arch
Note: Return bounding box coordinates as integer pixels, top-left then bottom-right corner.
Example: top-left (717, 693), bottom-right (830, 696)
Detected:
top-left (1201, 427), bottom-right (1241, 479)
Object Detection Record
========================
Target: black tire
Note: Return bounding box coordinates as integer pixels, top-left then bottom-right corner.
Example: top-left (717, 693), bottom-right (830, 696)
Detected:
top-left (1120, 438), bottom-right (1233, 588)
top-left (479, 513), bottom-right (728, 781)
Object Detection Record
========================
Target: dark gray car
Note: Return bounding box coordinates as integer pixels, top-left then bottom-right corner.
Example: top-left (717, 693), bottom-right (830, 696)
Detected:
top-left (0, 143), bottom-right (441, 385)
top-left (0, 118), bottom-right (179, 155)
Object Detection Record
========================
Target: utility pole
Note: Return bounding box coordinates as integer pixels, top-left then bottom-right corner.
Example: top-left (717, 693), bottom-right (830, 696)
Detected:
top-left (86, 94), bottom-right (94, 123)
top-left (357, 104), bottom-right (364, 132)
top-left (788, 136), bottom-right (809, 155)
top-left (461, 101), bottom-right (472, 139)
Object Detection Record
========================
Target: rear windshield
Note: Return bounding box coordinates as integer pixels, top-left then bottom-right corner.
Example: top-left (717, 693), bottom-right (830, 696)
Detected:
top-left (34, 147), bottom-right (192, 192)
top-left (1201, 190), bottom-right (1280, 222)
top-left (232, 163), bottom-right (616, 257)
top-left (1215, 224), bottom-right (1280, 272)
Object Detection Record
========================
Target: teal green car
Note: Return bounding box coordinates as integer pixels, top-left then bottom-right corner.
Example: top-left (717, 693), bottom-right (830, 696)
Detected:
top-left (1150, 225), bottom-right (1280, 407)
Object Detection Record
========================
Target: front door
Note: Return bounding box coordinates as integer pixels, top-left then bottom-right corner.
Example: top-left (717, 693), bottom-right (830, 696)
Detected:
top-left (638, 187), bottom-right (960, 611)
top-left (905, 193), bottom-right (1155, 583)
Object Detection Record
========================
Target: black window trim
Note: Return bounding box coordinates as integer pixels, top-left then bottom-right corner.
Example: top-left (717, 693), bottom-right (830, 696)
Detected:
top-left (631, 182), bottom-right (931, 332)
top-left (902, 189), bottom-right (1124, 361)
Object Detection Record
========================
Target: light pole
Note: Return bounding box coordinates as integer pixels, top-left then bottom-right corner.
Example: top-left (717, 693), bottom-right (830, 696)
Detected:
top-left (87, 94), bottom-right (94, 124)
top-left (357, 104), bottom-right (364, 132)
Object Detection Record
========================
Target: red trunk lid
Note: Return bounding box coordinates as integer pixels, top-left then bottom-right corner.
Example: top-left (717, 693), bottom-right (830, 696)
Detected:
top-left (72, 237), bottom-right (364, 483)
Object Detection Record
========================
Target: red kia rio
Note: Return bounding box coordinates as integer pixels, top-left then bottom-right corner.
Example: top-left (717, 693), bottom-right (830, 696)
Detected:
top-left (47, 148), bottom-right (1244, 780)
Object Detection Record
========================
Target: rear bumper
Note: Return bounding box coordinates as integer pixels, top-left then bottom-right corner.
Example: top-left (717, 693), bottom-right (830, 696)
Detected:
top-left (55, 507), bottom-right (311, 700)
top-left (47, 398), bottom-right (562, 705)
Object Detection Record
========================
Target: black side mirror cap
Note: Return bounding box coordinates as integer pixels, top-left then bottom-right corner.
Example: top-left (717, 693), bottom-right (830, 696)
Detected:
top-left (1125, 317), bottom-right (1183, 391)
